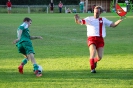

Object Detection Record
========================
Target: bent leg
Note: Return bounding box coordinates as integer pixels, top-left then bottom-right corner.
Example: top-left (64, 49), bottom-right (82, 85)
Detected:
top-left (27, 53), bottom-right (37, 64)
top-left (96, 47), bottom-right (104, 61)
top-left (27, 53), bottom-right (40, 75)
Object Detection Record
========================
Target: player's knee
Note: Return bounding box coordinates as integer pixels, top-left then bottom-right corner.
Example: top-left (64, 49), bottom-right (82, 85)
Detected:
top-left (97, 56), bottom-right (102, 61)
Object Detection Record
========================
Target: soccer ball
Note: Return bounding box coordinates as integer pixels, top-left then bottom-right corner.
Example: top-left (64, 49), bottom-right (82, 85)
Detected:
top-left (38, 65), bottom-right (43, 74)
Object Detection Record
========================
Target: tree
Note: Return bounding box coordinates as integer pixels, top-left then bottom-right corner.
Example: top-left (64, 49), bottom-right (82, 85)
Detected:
top-left (0, 0), bottom-right (79, 5)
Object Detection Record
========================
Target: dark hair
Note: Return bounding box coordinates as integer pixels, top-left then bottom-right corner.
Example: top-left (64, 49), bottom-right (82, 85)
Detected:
top-left (23, 17), bottom-right (32, 22)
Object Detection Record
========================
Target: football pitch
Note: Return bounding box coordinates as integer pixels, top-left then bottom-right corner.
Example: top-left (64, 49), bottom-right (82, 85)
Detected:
top-left (0, 13), bottom-right (133, 88)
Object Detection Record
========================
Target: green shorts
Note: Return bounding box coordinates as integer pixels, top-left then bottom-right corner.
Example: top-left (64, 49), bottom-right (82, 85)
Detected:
top-left (16, 41), bottom-right (35, 55)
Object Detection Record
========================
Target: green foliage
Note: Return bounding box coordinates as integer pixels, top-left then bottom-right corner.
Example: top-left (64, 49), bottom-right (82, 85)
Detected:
top-left (0, 0), bottom-right (79, 5)
top-left (0, 13), bottom-right (133, 88)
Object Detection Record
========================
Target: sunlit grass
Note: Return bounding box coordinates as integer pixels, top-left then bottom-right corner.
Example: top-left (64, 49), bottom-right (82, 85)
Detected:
top-left (0, 13), bottom-right (133, 88)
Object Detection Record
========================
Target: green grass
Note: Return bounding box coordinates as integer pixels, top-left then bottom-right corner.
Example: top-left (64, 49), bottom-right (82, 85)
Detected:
top-left (0, 13), bottom-right (133, 88)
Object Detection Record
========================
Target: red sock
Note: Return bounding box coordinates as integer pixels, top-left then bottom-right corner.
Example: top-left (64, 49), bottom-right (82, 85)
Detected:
top-left (89, 59), bottom-right (95, 70)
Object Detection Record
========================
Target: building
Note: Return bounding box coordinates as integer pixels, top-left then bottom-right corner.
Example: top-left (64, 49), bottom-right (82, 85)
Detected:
top-left (84, 0), bottom-right (133, 12)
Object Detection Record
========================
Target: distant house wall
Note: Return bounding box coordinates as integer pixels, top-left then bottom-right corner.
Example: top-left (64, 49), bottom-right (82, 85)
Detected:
top-left (84, 0), bottom-right (112, 12)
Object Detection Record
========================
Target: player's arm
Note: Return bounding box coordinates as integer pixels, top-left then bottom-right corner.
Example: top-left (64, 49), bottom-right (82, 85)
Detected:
top-left (110, 19), bottom-right (123, 28)
top-left (30, 36), bottom-right (43, 40)
top-left (74, 14), bottom-right (83, 25)
top-left (13, 29), bottom-right (22, 44)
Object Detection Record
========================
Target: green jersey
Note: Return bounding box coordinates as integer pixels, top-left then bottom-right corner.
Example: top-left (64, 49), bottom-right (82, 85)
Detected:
top-left (17, 22), bottom-right (31, 44)
top-left (16, 22), bottom-right (34, 55)
top-left (79, 1), bottom-right (84, 10)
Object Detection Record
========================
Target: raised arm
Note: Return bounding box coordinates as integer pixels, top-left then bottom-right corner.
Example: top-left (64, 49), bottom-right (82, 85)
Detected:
top-left (110, 19), bottom-right (123, 28)
top-left (74, 14), bottom-right (83, 25)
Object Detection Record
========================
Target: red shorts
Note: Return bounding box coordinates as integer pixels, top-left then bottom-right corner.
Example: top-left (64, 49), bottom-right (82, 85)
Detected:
top-left (87, 36), bottom-right (104, 49)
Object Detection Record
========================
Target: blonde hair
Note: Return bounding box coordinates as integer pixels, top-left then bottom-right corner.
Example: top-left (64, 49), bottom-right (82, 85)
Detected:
top-left (94, 6), bottom-right (103, 13)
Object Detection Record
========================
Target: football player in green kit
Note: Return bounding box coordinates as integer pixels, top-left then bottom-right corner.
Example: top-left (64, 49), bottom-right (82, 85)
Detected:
top-left (13, 17), bottom-right (43, 77)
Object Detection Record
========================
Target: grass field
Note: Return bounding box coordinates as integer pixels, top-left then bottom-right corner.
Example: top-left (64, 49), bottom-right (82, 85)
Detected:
top-left (0, 13), bottom-right (133, 88)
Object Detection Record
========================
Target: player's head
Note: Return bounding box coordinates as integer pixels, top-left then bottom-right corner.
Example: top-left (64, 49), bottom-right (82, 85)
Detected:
top-left (23, 17), bottom-right (32, 27)
top-left (23, 17), bottom-right (32, 22)
top-left (94, 6), bottom-right (103, 18)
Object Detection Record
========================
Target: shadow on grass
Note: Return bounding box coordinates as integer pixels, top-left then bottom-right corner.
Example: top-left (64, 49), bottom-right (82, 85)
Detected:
top-left (0, 69), bottom-right (133, 82)
top-left (44, 69), bottom-right (133, 80)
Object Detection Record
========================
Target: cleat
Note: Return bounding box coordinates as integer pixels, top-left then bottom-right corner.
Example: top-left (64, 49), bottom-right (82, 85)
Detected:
top-left (91, 69), bottom-right (96, 73)
top-left (36, 73), bottom-right (42, 77)
top-left (34, 70), bottom-right (42, 77)
top-left (18, 65), bottom-right (23, 74)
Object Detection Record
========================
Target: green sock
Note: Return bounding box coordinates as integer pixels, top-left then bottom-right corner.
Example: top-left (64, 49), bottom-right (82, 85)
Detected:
top-left (21, 58), bottom-right (28, 65)
top-left (33, 64), bottom-right (39, 71)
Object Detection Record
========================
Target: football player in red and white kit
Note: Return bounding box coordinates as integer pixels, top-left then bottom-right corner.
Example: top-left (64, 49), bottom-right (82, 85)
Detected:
top-left (6, 0), bottom-right (12, 14)
top-left (74, 6), bottom-right (123, 73)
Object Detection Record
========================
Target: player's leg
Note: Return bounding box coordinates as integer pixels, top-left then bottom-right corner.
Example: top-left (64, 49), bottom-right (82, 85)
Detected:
top-left (27, 53), bottom-right (38, 73)
top-left (87, 37), bottom-right (97, 73)
top-left (96, 47), bottom-right (104, 61)
top-left (94, 36), bottom-right (104, 68)
top-left (18, 55), bottom-right (28, 74)
top-left (27, 53), bottom-right (42, 77)
top-left (94, 47), bottom-right (104, 69)
top-left (89, 44), bottom-right (97, 73)
top-left (23, 41), bottom-right (42, 77)
top-left (27, 53), bottom-right (38, 72)
top-left (22, 55), bottom-right (29, 65)
top-left (16, 42), bottom-right (28, 74)
top-left (9, 7), bottom-right (11, 14)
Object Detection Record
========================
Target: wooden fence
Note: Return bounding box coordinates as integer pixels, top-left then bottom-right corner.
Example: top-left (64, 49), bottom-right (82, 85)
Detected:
top-left (0, 5), bottom-right (80, 13)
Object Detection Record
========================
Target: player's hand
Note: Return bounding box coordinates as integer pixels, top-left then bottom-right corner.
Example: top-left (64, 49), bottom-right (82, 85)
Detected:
top-left (120, 16), bottom-right (126, 20)
top-left (119, 17), bottom-right (123, 22)
top-left (38, 36), bottom-right (43, 39)
top-left (74, 14), bottom-right (80, 20)
top-left (13, 39), bottom-right (19, 44)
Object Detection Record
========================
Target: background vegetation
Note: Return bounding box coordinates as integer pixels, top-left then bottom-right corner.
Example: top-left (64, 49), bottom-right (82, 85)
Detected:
top-left (0, 0), bottom-right (79, 5)
top-left (1, 0), bottom-right (132, 5)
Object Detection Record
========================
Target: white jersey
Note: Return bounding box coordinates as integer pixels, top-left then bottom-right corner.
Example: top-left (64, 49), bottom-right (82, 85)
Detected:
top-left (82, 16), bottom-right (113, 38)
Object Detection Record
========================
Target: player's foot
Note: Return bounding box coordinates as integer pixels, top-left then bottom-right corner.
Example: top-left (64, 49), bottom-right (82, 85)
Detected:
top-left (94, 62), bottom-right (97, 68)
top-left (91, 69), bottom-right (96, 73)
top-left (34, 70), bottom-right (42, 77)
top-left (36, 73), bottom-right (42, 77)
top-left (34, 70), bottom-right (38, 74)
top-left (18, 65), bottom-right (23, 74)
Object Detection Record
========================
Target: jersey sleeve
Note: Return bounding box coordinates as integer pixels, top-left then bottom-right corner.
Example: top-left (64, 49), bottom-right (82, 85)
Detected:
top-left (19, 26), bottom-right (24, 30)
top-left (19, 23), bottom-right (28, 30)
top-left (81, 17), bottom-right (90, 25)
top-left (103, 17), bottom-right (113, 27)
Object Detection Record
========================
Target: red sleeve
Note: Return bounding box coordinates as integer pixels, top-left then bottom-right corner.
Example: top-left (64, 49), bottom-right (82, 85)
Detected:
top-left (82, 20), bottom-right (86, 24)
